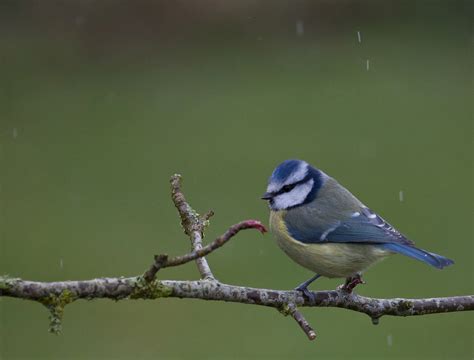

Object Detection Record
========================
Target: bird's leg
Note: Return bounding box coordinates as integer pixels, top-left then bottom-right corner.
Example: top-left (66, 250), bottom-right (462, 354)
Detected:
top-left (339, 273), bottom-right (366, 293)
top-left (295, 274), bottom-right (321, 301)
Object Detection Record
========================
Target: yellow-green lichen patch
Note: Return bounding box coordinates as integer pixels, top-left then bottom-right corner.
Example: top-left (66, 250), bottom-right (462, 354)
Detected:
top-left (39, 289), bottom-right (77, 335)
top-left (397, 299), bottom-right (414, 312)
top-left (0, 276), bottom-right (19, 290)
top-left (277, 303), bottom-right (292, 316)
top-left (129, 277), bottom-right (173, 300)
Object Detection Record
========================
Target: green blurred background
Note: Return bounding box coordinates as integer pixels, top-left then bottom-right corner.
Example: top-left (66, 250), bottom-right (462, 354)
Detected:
top-left (1, 1), bottom-right (472, 359)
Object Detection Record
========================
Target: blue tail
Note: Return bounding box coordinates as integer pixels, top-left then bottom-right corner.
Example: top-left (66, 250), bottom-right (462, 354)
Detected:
top-left (381, 243), bottom-right (454, 269)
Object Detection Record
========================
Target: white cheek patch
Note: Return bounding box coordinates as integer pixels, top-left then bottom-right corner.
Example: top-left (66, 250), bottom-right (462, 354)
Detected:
top-left (267, 162), bottom-right (308, 193)
top-left (271, 178), bottom-right (314, 210)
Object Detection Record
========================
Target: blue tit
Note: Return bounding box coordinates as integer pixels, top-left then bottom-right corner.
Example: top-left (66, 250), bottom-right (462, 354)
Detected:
top-left (261, 159), bottom-right (454, 297)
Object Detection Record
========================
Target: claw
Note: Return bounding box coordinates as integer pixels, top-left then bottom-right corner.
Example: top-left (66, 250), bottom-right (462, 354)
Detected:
top-left (339, 273), bottom-right (365, 293)
top-left (295, 285), bottom-right (316, 303)
top-left (294, 274), bottom-right (321, 302)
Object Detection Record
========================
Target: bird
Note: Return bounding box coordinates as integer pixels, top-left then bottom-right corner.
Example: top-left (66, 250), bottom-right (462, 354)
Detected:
top-left (261, 159), bottom-right (454, 298)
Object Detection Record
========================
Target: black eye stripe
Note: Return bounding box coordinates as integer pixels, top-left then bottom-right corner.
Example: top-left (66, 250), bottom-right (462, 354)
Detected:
top-left (273, 186), bottom-right (292, 196)
top-left (281, 184), bottom-right (295, 193)
top-left (273, 174), bottom-right (312, 196)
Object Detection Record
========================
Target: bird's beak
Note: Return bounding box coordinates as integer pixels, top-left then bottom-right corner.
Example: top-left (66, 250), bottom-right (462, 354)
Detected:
top-left (261, 192), bottom-right (273, 200)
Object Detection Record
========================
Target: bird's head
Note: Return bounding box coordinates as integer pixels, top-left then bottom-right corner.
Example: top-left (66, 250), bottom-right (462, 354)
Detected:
top-left (262, 159), bottom-right (324, 211)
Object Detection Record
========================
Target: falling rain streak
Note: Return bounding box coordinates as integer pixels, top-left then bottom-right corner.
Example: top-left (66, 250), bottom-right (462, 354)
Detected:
top-left (296, 20), bottom-right (304, 36)
top-left (399, 191), bottom-right (404, 202)
top-left (356, 31), bottom-right (369, 72)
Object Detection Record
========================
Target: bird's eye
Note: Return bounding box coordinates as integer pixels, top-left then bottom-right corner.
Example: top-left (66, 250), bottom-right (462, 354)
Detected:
top-left (281, 184), bottom-right (295, 193)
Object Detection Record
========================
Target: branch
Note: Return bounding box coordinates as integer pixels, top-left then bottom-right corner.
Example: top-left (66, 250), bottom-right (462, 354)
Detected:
top-left (1, 174), bottom-right (472, 340)
top-left (143, 219), bottom-right (267, 282)
top-left (2, 277), bottom-right (472, 328)
top-left (169, 174), bottom-right (215, 280)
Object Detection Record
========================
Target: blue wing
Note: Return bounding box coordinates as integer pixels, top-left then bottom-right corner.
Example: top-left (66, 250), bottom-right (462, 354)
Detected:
top-left (285, 207), bottom-right (454, 269)
top-left (286, 207), bottom-right (413, 246)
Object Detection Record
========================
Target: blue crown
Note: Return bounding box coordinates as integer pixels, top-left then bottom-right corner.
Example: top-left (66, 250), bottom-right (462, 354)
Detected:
top-left (270, 159), bottom-right (305, 183)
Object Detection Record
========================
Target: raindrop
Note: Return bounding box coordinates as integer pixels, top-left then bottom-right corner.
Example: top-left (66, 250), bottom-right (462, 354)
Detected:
top-left (399, 190), bottom-right (404, 202)
top-left (296, 20), bottom-right (304, 37)
top-left (366, 59), bottom-right (370, 71)
top-left (60, 258), bottom-right (64, 269)
top-left (357, 31), bottom-right (362, 43)
top-left (387, 334), bottom-right (393, 347)
top-left (12, 128), bottom-right (17, 139)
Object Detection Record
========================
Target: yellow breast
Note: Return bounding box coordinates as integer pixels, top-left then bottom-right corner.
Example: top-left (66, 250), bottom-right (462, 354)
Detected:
top-left (269, 211), bottom-right (390, 278)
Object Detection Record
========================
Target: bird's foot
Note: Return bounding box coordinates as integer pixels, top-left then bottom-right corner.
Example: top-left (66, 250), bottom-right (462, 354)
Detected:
top-left (295, 284), bottom-right (315, 302)
top-left (294, 274), bottom-right (321, 302)
top-left (338, 274), bottom-right (366, 293)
